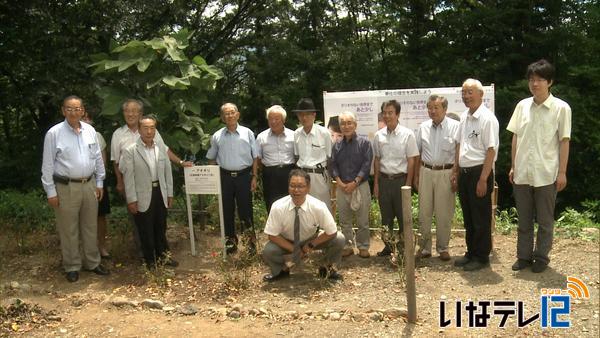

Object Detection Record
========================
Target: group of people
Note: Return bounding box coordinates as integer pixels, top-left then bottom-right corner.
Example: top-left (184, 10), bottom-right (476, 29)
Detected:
top-left (42, 98), bottom-right (191, 282)
top-left (42, 59), bottom-right (570, 284)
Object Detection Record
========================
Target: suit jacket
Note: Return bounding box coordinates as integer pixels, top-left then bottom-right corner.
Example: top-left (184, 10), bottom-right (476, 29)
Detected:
top-left (121, 137), bottom-right (173, 212)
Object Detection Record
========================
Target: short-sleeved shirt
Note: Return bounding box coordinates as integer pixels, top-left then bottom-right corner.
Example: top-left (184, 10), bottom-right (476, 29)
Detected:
top-left (457, 105), bottom-right (499, 167)
top-left (205, 124), bottom-right (258, 171)
top-left (97, 132), bottom-right (107, 151)
top-left (416, 117), bottom-right (459, 166)
top-left (372, 124), bottom-right (419, 175)
top-left (264, 195), bottom-right (337, 242)
top-left (507, 94), bottom-right (571, 187)
top-left (41, 120), bottom-right (106, 198)
top-left (110, 125), bottom-right (164, 163)
top-left (294, 124), bottom-right (332, 168)
top-left (256, 128), bottom-right (295, 167)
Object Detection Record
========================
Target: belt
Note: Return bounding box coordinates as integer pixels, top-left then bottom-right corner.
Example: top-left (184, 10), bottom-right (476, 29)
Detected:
top-left (220, 166), bottom-right (251, 177)
top-left (53, 175), bottom-right (93, 185)
top-left (152, 181), bottom-right (159, 187)
top-left (460, 164), bottom-right (483, 174)
top-left (265, 164), bottom-right (296, 169)
top-left (301, 167), bottom-right (325, 174)
top-left (422, 162), bottom-right (454, 170)
top-left (380, 172), bottom-right (406, 180)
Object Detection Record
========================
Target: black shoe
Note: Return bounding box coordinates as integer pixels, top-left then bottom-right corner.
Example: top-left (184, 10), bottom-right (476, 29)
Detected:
top-left (87, 264), bottom-right (110, 275)
top-left (66, 271), bottom-right (79, 283)
top-left (511, 259), bottom-right (532, 271)
top-left (454, 255), bottom-right (471, 267)
top-left (376, 246), bottom-right (393, 257)
top-left (263, 270), bottom-right (290, 282)
top-left (463, 260), bottom-right (488, 271)
top-left (318, 267), bottom-right (343, 281)
top-left (531, 260), bottom-right (548, 273)
top-left (165, 258), bottom-right (179, 267)
top-left (225, 239), bottom-right (238, 255)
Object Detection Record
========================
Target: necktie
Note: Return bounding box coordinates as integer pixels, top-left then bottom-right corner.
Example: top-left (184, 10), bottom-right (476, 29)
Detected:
top-left (292, 206), bottom-right (301, 263)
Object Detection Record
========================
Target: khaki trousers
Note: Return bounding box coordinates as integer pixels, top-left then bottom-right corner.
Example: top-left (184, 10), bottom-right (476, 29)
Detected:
top-left (55, 180), bottom-right (100, 272)
top-left (418, 166), bottom-right (455, 254)
top-left (337, 181), bottom-right (371, 249)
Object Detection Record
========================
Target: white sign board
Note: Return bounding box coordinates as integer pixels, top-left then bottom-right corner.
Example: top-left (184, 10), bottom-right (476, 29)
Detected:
top-left (184, 165), bottom-right (221, 195)
top-left (323, 85), bottom-right (495, 138)
top-left (183, 165), bottom-right (225, 256)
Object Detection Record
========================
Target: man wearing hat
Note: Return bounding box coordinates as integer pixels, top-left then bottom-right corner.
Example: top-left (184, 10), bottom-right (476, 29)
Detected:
top-left (292, 98), bottom-right (333, 211)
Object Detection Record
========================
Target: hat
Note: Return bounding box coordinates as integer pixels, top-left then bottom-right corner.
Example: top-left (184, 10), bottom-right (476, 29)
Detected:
top-left (292, 98), bottom-right (320, 113)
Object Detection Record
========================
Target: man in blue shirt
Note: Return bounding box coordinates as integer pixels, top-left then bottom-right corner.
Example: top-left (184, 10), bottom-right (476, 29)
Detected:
top-left (330, 111), bottom-right (373, 258)
top-left (41, 96), bottom-right (110, 282)
top-left (206, 103), bottom-right (259, 255)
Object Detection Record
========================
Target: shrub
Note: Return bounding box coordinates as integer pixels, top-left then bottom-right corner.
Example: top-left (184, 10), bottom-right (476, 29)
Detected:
top-left (0, 190), bottom-right (54, 252)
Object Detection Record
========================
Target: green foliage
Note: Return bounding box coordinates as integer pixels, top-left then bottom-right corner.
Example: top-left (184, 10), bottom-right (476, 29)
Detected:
top-left (89, 29), bottom-right (224, 156)
top-left (556, 205), bottom-right (600, 240)
top-left (0, 190), bottom-right (54, 252)
top-left (495, 207), bottom-right (519, 235)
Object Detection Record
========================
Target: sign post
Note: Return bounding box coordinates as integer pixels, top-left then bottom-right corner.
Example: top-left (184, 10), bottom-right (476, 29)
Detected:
top-left (183, 165), bottom-right (224, 256)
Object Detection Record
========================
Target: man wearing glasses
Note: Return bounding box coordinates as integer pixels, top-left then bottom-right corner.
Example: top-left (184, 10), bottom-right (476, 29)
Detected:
top-left (41, 96), bottom-right (110, 282)
top-left (451, 79), bottom-right (499, 271)
top-left (507, 60), bottom-right (571, 273)
top-left (262, 169), bottom-right (345, 282)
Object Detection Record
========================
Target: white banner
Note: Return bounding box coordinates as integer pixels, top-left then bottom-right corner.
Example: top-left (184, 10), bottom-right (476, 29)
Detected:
top-left (323, 85), bottom-right (495, 138)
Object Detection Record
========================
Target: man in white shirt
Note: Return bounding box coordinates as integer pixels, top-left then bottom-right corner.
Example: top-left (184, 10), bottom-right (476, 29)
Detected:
top-left (262, 169), bottom-right (345, 282)
top-left (451, 79), bottom-right (499, 271)
top-left (41, 96), bottom-right (109, 282)
top-left (111, 99), bottom-right (189, 196)
top-left (256, 105), bottom-right (296, 213)
top-left (414, 95), bottom-right (459, 262)
top-left (293, 98), bottom-right (333, 210)
top-left (507, 59), bottom-right (571, 273)
top-left (373, 100), bottom-right (419, 257)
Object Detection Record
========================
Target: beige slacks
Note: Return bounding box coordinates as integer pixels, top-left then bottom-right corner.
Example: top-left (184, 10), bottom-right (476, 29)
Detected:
top-left (55, 180), bottom-right (101, 272)
top-left (418, 166), bottom-right (455, 254)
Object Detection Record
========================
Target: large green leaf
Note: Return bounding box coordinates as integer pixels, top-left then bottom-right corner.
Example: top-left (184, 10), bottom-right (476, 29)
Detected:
top-left (112, 40), bottom-right (145, 53)
top-left (162, 75), bottom-right (190, 89)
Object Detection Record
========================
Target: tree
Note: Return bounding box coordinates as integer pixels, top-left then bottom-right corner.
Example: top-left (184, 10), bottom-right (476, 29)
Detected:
top-left (89, 29), bottom-right (224, 157)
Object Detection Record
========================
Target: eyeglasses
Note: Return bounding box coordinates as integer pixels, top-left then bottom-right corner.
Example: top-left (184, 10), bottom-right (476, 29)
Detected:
top-left (289, 185), bottom-right (307, 190)
top-left (64, 107), bottom-right (83, 113)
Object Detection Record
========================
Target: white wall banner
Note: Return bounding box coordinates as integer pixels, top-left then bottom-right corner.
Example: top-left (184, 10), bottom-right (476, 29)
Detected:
top-left (323, 85), bottom-right (495, 138)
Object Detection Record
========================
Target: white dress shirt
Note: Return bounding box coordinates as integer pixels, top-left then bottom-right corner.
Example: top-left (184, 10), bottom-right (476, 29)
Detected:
top-left (507, 94), bottom-right (571, 187)
top-left (373, 123), bottom-right (419, 175)
top-left (256, 127), bottom-right (295, 166)
top-left (143, 142), bottom-right (159, 181)
top-left (264, 195), bottom-right (337, 242)
top-left (41, 120), bottom-right (106, 198)
top-left (110, 125), bottom-right (164, 163)
top-left (294, 124), bottom-right (332, 168)
top-left (416, 117), bottom-right (460, 166)
top-left (457, 105), bottom-right (499, 168)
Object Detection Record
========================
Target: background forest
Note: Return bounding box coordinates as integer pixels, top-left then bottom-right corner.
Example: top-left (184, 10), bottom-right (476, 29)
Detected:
top-left (0, 0), bottom-right (598, 214)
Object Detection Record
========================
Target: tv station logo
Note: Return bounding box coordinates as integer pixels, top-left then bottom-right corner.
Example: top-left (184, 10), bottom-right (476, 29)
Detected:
top-left (439, 276), bottom-right (590, 329)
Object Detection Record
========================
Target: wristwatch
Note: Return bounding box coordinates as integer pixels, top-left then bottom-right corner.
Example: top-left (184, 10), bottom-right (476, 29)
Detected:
top-left (179, 160), bottom-right (184, 166)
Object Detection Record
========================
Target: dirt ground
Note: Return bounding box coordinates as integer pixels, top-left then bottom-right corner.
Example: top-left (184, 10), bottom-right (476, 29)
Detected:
top-left (1, 225), bottom-right (598, 337)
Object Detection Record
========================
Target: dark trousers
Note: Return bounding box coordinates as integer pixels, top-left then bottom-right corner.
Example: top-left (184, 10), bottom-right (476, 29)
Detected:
top-left (458, 165), bottom-right (493, 263)
top-left (262, 164), bottom-right (294, 213)
top-left (133, 187), bottom-right (168, 266)
top-left (513, 184), bottom-right (557, 264)
top-left (221, 171), bottom-right (254, 240)
top-left (378, 175), bottom-right (407, 239)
